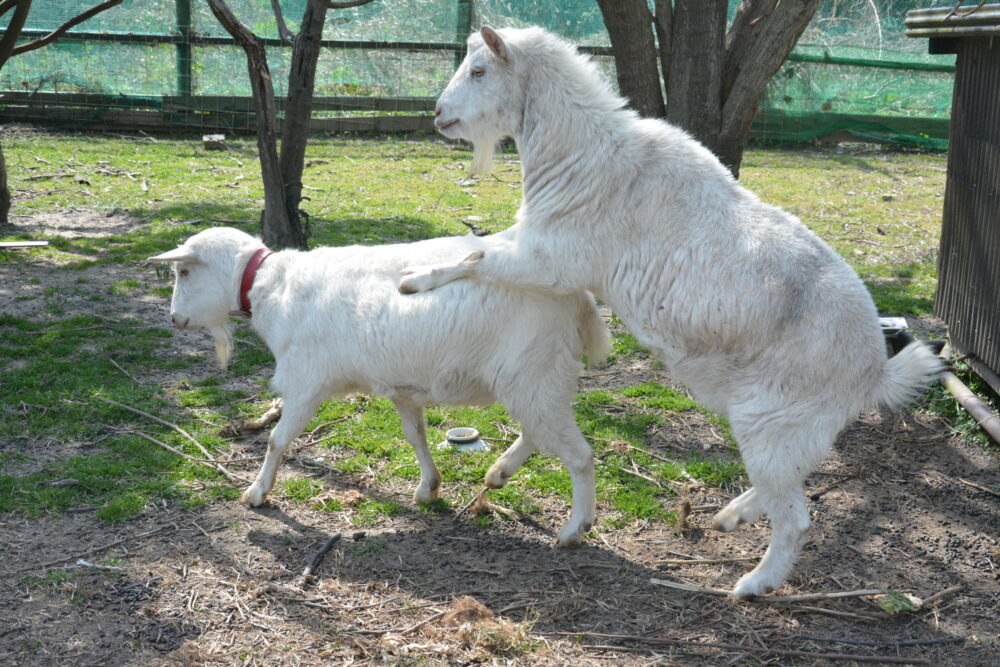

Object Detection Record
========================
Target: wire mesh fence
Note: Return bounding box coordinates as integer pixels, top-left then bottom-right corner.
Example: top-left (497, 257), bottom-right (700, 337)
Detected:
top-left (0, 0), bottom-right (960, 147)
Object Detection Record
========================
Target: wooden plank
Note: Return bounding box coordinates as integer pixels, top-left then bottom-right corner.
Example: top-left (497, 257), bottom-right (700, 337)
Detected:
top-left (0, 241), bottom-right (48, 249)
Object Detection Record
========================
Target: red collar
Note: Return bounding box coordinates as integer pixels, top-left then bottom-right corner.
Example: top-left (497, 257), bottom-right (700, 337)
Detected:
top-left (238, 247), bottom-right (274, 315)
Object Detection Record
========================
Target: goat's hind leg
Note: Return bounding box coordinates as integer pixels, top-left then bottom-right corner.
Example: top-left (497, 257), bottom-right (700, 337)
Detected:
top-left (711, 487), bottom-right (764, 532)
top-left (392, 398), bottom-right (440, 504)
top-left (485, 435), bottom-right (537, 489)
top-left (241, 392), bottom-right (325, 507)
top-left (518, 414), bottom-right (595, 547)
top-left (727, 415), bottom-right (834, 599)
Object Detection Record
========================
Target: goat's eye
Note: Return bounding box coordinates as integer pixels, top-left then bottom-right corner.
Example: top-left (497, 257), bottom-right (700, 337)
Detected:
top-left (471, 66), bottom-right (485, 78)
top-left (178, 268), bottom-right (189, 278)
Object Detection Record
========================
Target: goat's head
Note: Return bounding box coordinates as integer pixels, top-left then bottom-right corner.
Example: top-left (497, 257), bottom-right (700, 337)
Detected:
top-left (436, 26), bottom-right (527, 176)
top-left (148, 227), bottom-right (261, 368)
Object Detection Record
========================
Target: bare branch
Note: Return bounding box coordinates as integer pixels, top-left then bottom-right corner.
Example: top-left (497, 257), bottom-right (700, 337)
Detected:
top-left (270, 0), bottom-right (296, 45)
top-left (206, 0), bottom-right (259, 46)
top-left (0, 0), bottom-right (21, 18)
top-left (946, 0), bottom-right (989, 20)
top-left (0, 0), bottom-right (31, 69)
top-left (11, 0), bottom-right (124, 58)
top-left (324, 0), bottom-right (377, 9)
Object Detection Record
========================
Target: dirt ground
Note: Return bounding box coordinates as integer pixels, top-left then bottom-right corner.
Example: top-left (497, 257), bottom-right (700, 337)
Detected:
top-left (2, 213), bottom-right (999, 666)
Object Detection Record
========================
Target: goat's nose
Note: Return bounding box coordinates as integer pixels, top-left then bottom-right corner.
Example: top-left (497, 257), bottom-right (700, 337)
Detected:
top-left (434, 106), bottom-right (442, 117)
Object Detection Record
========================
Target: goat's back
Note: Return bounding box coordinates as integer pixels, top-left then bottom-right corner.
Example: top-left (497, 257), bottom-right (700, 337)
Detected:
top-left (252, 235), bottom-right (601, 411)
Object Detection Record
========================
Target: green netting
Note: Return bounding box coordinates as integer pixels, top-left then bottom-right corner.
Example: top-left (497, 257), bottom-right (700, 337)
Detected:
top-left (0, 0), bottom-right (962, 147)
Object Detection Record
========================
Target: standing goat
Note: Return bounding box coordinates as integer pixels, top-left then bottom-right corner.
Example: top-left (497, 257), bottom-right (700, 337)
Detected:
top-left (149, 226), bottom-right (610, 546)
top-left (399, 26), bottom-right (943, 598)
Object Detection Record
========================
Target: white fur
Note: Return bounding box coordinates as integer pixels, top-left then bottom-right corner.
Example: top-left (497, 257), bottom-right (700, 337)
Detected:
top-left (150, 226), bottom-right (610, 547)
top-left (403, 26), bottom-right (944, 597)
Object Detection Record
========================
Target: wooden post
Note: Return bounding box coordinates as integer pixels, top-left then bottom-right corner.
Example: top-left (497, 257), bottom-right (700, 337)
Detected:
top-left (454, 0), bottom-right (473, 69)
top-left (175, 0), bottom-right (193, 97)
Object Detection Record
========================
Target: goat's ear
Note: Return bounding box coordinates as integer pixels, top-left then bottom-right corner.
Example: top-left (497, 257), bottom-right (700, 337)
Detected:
top-left (480, 26), bottom-right (508, 61)
top-left (148, 247), bottom-right (198, 264)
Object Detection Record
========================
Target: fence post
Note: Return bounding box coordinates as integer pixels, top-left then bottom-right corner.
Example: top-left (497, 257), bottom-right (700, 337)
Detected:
top-left (176, 0), bottom-right (193, 97)
top-left (455, 0), bottom-right (473, 69)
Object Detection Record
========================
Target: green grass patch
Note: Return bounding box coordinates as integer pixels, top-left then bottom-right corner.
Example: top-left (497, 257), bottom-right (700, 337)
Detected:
top-left (279, 477), bottom-right (324, 502)
top-left (0, 135), bottom-right (955, 529)
top-left (352, 498), bottom-right (404, 525)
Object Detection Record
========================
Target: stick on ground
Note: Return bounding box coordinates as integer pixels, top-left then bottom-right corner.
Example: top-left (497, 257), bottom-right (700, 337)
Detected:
top-left (649, 578), bottom-right (885, 602)
top-left (300, 534), bottom-right (342, 583)
top-left (97, 396), bottom-right (243, 483)
top-left (539, 630), bottom-right (931, 665)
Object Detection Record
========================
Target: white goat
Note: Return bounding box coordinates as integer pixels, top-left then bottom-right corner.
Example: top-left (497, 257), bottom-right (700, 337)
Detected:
top-left (399, 26), bottom-right (944, 598)
top-left (149, 226), bottom-right (610, 546)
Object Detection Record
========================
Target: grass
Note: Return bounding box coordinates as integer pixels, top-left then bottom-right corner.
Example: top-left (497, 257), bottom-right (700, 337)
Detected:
top-left (0, 131), bottom-right (955, 530)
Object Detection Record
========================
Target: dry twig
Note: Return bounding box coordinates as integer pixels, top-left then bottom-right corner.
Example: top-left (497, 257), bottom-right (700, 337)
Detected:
top-left (656, 556), bottom-right (759, 567)
top-left (0, 525), bottom-right (169, 576)
top-left (97, 396), bottom-right (243, 483)
top-left (299, 534), bottom-right (342, 583)
top-left (649, 578), bottom-right (885, 603)
top-left (539, 630), bottom-right (931, 664)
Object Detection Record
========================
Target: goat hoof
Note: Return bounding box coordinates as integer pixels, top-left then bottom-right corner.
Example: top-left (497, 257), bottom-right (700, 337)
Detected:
top-left (413, 488), bottom-right (439, 505)
top-left (555, 523), bottom-right (588, 548)
top-left (710, 510), bottom-right (744, 533)
top-left (240, 487), bottom-right (268, 507)
top-left (484, 467), bottom-right (510, 489)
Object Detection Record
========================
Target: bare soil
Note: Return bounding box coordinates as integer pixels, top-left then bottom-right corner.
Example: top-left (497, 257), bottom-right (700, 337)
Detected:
top-left (2, 213), bottom-right (999, 666)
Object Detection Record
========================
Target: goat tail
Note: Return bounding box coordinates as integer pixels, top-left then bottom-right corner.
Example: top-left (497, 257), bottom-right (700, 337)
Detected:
top-left (876, 340), bottom-right (945, 411)
top-left (576, 292), bottom-right (611, 368)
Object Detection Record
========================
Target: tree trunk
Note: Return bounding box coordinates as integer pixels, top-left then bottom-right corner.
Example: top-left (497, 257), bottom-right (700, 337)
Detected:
top-left (246, 36), bottom-right (305, 249)
top-left (0, 141), bottom-right (11, 227)
top-left (277, 0), bottom-right (328, 242)
top-left (206, 0), bottom-right (305, 249)
top-left (665, 0), bottom-right (727, 158)
top-left (595, 0), bottom-right (664, 118)
top-left (599, 0), bottom-right (820, 178)
top-left (0, 0), bottom-right (32, 70)
top-left (716, 0), bottom-right (819, 176)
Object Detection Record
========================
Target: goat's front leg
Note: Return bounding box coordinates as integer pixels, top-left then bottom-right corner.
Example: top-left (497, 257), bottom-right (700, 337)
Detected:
top-left (391, 398), bottom-right (440, 504)
top-left (399, 232), bottom-right (582, 296)
top-left (241, 393), bottom-right (324, 507)
top-left (398, 251), bottom-right (483, 294)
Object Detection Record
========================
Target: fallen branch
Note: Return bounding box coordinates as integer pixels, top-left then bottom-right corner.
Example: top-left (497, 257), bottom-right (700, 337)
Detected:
top-left (221, 399), bottom-right (284, 438)
top-left (97, 396), bottom-right (242, 483)
top-left (0, 525), bottom-right (169, 576)
top-left (791, 604), bottom-right (888, 621)
top-left (650, 579), bottom-right (963, 610)
top-left (649, 578), bottom-right (884, 603)
top-left (656, 556), bottom-right (759, 567)
top-left (455, 488), bottom-right (488, 517)
top-left (957, 477), bottom-right (1000, 497)
top-left (809, 474), bottom-right (857, 501)
top-left (127, 429), bottom-right (247, 484)
top-left (109, 357), bottom-right (139, 384)
top-left (540, 630), bottom-right (930, 664)
top-left (920, 584), bottom-right (963, 607)
top-left (75, 558), bottom-right (124, 571)
top-left (783, 633), bottom-right (965, 648)
top-left (400, 609), bottom-right (448, 635)
top-left (299, 534), bottom-right (342, 583)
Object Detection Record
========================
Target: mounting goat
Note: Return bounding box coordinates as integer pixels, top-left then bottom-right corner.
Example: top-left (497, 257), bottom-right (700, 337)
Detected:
top-left (399, 27), bottom-right (943, 598)
top-left (150, 226), bottom-right (610, 546)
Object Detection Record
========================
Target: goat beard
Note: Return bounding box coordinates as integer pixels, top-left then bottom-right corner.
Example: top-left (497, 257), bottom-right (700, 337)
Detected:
top-left (468, 125), bottom-right (507, 177)
top-left (470, 140), bottom-right (497, 177)
top-left (209, 323), bottom-right (234, 369)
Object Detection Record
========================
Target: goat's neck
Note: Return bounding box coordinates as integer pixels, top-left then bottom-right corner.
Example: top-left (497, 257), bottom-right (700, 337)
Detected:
top-left (515, 97), bottom-right (624, 224)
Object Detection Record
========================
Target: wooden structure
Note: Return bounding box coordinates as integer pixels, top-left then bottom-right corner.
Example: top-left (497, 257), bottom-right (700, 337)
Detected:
top-left (907, 4), bottom-right (1000, 391)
